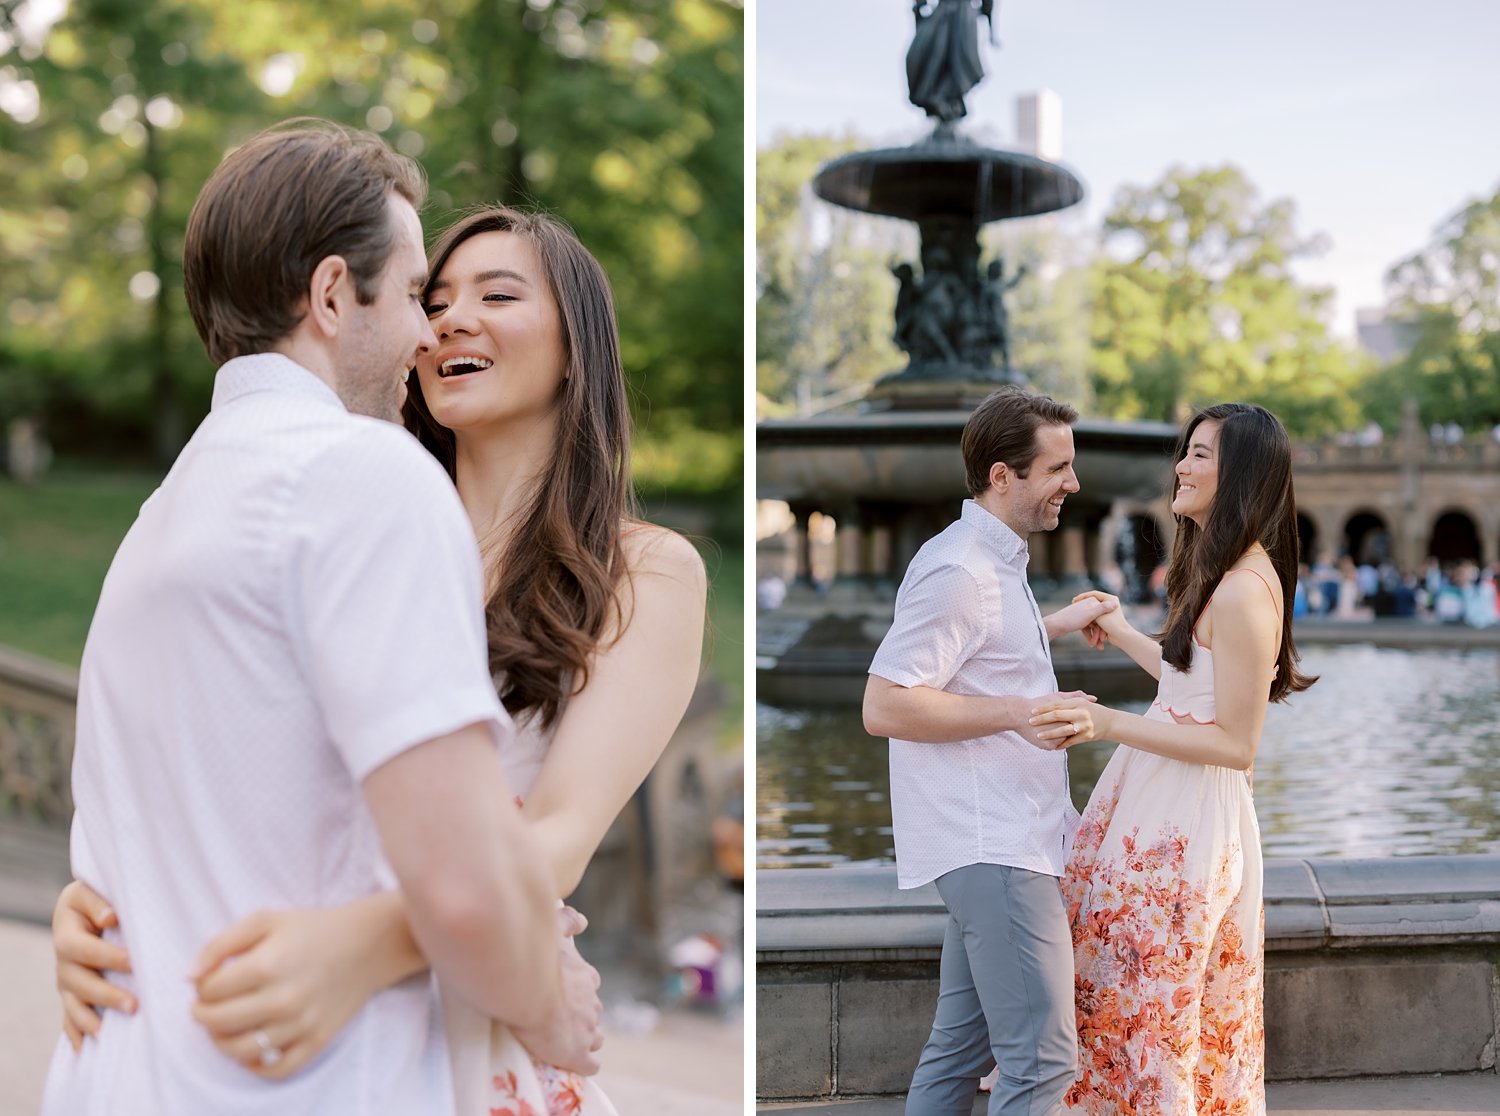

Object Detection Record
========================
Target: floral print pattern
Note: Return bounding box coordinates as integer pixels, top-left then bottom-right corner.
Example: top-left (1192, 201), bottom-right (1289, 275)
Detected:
top-left (1061, 744), bottom-right (1265, 1115)
top-left (483, 1037), bottom-right (608, 1116)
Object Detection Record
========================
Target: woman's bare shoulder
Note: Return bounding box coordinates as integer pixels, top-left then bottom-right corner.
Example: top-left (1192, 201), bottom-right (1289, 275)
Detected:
top-left (1214, 558), bottom-right (1283, 622)
top-left (620, 522), bottom-right (708, 590)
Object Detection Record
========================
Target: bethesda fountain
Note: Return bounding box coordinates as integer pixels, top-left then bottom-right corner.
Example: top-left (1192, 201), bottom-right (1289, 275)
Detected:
top-left (757, 0), bottom-right (1179, 703)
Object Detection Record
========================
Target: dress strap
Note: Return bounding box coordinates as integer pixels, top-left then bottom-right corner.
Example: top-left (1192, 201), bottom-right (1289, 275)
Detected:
top-left (1215, 566), bottom-right (1283, 618)
top-left (1193, 564), bottom-right (1283, 641)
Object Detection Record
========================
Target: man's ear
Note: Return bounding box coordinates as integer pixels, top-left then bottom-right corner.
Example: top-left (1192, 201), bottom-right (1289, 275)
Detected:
top-left (304, 255), bottom-right (352, 340)
top-left (987, 459), bottom-right (1011, 494)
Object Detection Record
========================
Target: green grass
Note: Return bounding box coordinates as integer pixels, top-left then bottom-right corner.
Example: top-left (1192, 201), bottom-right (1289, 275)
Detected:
top-left (699, 541), bottom-right (745, 746)
top-left (0, 465), bottom-right (165, 666)
top-left (0, 467), bottom-right (746, 748)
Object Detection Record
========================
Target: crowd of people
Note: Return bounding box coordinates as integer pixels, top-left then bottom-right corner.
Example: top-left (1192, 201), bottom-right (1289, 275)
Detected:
top-left (1295, 553), bottom-right (1499, 627)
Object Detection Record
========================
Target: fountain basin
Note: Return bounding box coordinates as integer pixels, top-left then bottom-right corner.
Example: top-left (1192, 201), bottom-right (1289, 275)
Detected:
top-left (812, 137), bottom-right (1085, 222)
top-left (757, 412), bottom-right (1178, 506)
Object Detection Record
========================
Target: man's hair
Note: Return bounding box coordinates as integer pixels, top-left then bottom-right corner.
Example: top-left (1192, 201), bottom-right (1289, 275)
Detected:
top-left (960, 386), bottom-right (1079, 496)
top-left (183, 118), bottom-right (427, 366)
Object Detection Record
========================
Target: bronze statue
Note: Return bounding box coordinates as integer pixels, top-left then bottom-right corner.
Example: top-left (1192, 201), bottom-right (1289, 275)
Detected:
top-left (889, 248), bottom-right (1024, 377)
top-left (906, 0), bottom-right (997, 125)
top-left (979, 256), bottom-right (1025, 372)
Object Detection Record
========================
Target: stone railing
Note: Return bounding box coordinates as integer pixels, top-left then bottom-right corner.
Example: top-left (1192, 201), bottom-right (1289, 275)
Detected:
top-left (0, 645), bottom-right (78, 828)
top-left (757, 858), bottom-right (1500, 1101)
top-left (1292, 437), bottom-right (1500, 470)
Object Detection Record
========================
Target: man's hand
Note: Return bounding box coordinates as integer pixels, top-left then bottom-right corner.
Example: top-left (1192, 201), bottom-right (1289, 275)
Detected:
top-left (1045, 595), bottom-right (1117, 643)
top-left (1015, 690), bottom-right (1097, 750)
top-left (512, 906), bottom-right (604, 1075)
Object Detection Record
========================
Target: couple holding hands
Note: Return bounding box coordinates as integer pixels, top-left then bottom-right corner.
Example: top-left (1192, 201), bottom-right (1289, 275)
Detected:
top-left (867, 387), bottom-right (1312, 1116)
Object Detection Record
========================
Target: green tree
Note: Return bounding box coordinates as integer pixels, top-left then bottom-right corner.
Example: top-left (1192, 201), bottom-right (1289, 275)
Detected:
top-left (3, 0), bottom-right (263, 462)
top-left (756, 131), bottom-right (904, 414)
top-left (2, 0), bottom-right (742, 492)
top-left (985, 218), bottom-right (1094, 407)
top-left (1087, 164), bottom-right (1361, 436)
top-left (1358, 186), bottom-right (1500, 432)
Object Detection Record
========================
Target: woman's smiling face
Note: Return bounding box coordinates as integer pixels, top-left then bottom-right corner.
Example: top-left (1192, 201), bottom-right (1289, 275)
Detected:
top-left (413, 230), bottom-right (568, 433)
top-left (1171, 418), bottom-right (1221, 525)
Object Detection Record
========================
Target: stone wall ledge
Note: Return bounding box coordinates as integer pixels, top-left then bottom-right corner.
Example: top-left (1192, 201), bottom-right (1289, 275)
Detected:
top-left (0, 644), bottom-right (78, 703)
top-left (758, 854), bottom-right (1500, 959)
top-left (757, 857), bottom-right (1500, 1097)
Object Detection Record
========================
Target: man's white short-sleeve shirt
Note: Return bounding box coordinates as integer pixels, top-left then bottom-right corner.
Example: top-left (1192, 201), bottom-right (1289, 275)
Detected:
top-left (43, 354), bottom-right (510, 1115)
top-left (869, 500), bottom-right (1079, 889)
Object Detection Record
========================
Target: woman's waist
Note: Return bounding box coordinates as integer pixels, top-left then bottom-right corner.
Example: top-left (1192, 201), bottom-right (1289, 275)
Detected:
top-left (1146, 688), bottom-right (1216, 725)
top-left (1109, 735), bottom-right (1254, 786)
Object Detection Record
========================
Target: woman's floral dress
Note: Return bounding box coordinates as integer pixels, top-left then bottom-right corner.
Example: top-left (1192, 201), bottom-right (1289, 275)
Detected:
top-left (1062, 610), bottom-right (1267, 1115)
top-left (441, 701), bottom-right (618, 1116)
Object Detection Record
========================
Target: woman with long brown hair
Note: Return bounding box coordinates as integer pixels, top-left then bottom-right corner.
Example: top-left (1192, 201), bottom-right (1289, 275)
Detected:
top-left (1030, 402), bottom-right (1314, 1115)
top-left (50, 206), bottom-right (707, 1116)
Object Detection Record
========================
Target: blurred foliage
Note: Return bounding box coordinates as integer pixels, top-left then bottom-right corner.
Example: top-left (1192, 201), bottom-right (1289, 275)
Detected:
top-left (988, 217), bottom-right (1095, 408)
top-left (756, 132), bottom-right (902, 415)
top-left (0, 0), bottom-right (742, 499)
top-left (1087, 164), bottom-right (1363, 437)
top-left (1358, 185), bottom-right (1500, 433)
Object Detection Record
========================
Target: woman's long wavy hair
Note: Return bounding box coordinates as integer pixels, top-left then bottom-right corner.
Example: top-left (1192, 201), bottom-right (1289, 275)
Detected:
top-left (1160, 402), bottom-right (1316, 702)
top-left (404, 206), bottom-right (638, 729)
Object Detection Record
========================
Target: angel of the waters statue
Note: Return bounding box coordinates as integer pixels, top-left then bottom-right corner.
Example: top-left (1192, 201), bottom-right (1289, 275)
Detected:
top-left (905, 0), bottom-right (997, 125)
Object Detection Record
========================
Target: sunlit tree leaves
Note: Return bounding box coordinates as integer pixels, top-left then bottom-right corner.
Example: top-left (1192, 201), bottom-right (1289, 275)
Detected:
top-left (0, 0), bottom-right (742, 494)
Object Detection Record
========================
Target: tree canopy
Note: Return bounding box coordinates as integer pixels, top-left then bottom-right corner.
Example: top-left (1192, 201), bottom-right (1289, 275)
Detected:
top-left (1087, 164), bottom-right (1362, 436)
top-left (0, 0), bottom-right (742, 495)
top-left (1357, 185), bottom-right (1500, 432)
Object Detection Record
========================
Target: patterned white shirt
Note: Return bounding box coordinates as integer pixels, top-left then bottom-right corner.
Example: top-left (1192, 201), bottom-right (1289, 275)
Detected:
top-left (44, 353), bottom-right (510, 1115)
top-left (869, 499), bottom-right (1079, 888)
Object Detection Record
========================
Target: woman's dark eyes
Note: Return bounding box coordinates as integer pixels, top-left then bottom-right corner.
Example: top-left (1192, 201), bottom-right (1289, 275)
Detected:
top-left (423, 293), bottom-right (515, 316)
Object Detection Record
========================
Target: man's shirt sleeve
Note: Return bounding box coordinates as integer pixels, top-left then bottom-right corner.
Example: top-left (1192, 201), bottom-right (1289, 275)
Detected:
top-left (868, 560), bottom-right (990, 693)
top-left (283, 424), bottom-right (511, 782)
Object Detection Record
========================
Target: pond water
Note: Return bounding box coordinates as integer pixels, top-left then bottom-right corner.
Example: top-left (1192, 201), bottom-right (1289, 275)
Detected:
top-left (756, 645), bottom-right (1500, 866)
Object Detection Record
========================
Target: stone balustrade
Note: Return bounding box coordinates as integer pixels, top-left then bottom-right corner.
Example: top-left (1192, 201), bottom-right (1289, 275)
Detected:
top-left (756, 858), bottom-right (1500, 1100)
top-left (0, 646), bottom-right (78, 828)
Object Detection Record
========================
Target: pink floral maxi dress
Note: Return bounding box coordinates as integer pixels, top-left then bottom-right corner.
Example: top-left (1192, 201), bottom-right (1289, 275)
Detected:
top-left (441, 705), bottom-right (618, 1116)
top-left (1061, 630), bottom-right (1266, 1115)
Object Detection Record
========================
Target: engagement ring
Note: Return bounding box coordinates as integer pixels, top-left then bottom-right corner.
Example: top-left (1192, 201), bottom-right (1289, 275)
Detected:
top-left (254, 1030), bottom-right (283, 1069)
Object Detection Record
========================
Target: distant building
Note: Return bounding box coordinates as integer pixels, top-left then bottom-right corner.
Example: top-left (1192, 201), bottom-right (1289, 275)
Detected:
top-left (1356, 307), bottom-right (1418, 364)
top-left (1015, 89), bottom-right (1062, 161)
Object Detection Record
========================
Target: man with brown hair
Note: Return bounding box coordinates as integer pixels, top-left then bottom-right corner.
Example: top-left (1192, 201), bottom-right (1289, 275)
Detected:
top-left (864, 386), bottom-right (1112, 1115)
top-left (42, 120), bottom-right (578, 1114)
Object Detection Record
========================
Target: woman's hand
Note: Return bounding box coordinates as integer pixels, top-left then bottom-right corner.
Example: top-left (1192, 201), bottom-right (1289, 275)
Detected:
top-left (190, 893), bottom-right (417, 1079)
top-left (53, 880), bottom-right (134, 1050)
top-left (1072, 589), bottom-right (1132, 649)
top-left (1028, 693), bottom-right (1116, 748)
top-left (1045, 594), bottom-right (1117, 643)
top-left (511, 905), bottom-right (605, 1075)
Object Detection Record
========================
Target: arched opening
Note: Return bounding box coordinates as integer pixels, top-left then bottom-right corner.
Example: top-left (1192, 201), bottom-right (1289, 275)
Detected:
top-left (1343, 511), bottom-right (1391, 566)
top-left (1427, 510), bottom-right (1483, 566)
top-left (1295, 513), bottom-right (1317, 567)
top-left (1116, 514), bottom-right (1166, 604)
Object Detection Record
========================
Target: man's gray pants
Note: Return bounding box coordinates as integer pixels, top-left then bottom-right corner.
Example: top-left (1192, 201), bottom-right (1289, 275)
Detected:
top-left (905, 863), bottom-right (1077, 1116)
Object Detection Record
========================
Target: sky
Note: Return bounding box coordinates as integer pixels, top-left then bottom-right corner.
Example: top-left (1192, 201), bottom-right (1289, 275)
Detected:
top-left (756, 0), bottom-right (1500, 339)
